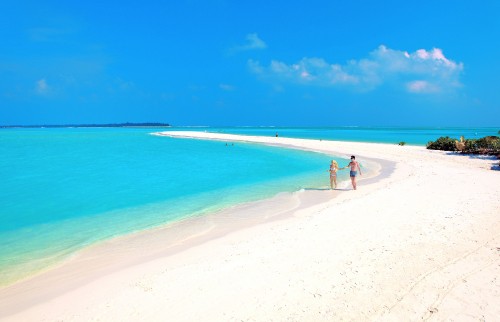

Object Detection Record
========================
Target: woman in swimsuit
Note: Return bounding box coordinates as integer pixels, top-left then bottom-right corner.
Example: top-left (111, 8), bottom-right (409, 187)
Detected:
top-left (328, 160), bottom-right (340, 189)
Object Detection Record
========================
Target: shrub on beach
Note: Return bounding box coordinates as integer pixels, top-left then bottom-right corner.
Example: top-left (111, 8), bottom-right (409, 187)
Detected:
top-left (427, 135), bottom-right (500, 155)
top-left (426, 136), bottom-right (457, 151)
top-left (455, 136), bottom-right (466, 151)
top-left (398, 142), bottom-right (406, 146)
top-left (465, 136), bottom-right (500, 154)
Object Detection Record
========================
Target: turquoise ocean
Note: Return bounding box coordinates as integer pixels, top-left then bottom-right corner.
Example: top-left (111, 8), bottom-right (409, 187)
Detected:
top-left (0, 126), bottom-right (498, 285)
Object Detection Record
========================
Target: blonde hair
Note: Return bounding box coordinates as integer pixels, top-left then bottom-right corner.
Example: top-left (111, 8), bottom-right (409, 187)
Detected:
top-left (330, 160), bottom-right (339, 167)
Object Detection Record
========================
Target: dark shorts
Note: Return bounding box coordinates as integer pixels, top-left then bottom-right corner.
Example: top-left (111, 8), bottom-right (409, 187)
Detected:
top-left (350, 171), bottom-right (357, 177)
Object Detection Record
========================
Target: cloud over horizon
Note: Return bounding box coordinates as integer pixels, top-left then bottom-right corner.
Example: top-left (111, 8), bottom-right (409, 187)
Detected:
top-left (231, 33), bottom-right (267, 53)
top-left (219, 83), bottom-right (235, 91)
top-left (249, 45), bottom-right (464, 94)
top-left (35, 78), bottom-right (49, 95)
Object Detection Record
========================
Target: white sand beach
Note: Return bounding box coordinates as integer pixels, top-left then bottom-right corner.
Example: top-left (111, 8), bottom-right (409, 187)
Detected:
top-left (1, 132), bottom-right (499, 321)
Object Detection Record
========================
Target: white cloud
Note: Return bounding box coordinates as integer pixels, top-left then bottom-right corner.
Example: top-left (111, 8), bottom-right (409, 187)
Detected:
top-left (219, 84), bottom-right (235, 91)
top-left (35, 78), bottom-right (49, 95)
top-left (116, 77), bottom-right (134, 91)
top-left (249, 45), bottom-right (464, 94)
top-left (246, 33), bottom-right (267, 50)
top-left (28, 27), bottom-right (72, 42)
top-left (231, 33), bottom-right (267, 53)
top-left (406, 80), bottom-right (440, 93)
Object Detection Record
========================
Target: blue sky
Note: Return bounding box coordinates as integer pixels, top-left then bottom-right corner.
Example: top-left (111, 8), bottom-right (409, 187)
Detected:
top-left (1, 0), bottom-right (499, 126)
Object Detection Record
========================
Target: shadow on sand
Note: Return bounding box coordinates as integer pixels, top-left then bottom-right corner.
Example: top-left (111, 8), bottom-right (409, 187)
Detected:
top-left (303, 188), bottom-right (352, 192)
top-left (444, 152), bottom-right (500, 171)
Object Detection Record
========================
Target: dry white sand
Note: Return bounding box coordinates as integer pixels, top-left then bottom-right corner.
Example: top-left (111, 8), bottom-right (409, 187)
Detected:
top-left (1, 131), bottom-right (499, 321)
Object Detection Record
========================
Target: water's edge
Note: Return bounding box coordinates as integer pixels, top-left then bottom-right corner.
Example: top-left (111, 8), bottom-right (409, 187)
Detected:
top-left (0, 132), bottom-right (392, 290)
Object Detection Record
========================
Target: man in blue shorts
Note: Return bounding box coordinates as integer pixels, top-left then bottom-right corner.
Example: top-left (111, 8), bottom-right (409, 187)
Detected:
top-left (347, 155), bottom-right (362, 190)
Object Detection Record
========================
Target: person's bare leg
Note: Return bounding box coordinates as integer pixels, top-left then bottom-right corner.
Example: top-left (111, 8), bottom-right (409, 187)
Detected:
top-left (333, 175), bottom-right (337, 189)
top-left (330, 176), bottom-right (334, 189)
top-left (351, 176), bottom-right (356, 190)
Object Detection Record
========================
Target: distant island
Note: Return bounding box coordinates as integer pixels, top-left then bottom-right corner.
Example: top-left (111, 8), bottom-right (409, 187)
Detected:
top-left (0, 122), bottom-right (171, 128)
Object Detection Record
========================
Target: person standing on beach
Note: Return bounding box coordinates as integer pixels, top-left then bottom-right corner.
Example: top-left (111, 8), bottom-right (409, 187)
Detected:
top-left (328, 160), bottom-right (340, 189)
top-left (347, 155), bottom-right (361, 190)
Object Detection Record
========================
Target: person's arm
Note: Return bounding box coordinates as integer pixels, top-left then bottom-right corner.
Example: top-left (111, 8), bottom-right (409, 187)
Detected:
top-left (357, 162), bottom-right (362, 175)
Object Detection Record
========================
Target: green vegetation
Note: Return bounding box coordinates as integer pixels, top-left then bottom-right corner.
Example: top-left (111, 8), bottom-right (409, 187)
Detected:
top-left (427, 135), bottom-right (500, 155)
top-left (426, 136), bottom-right (457, 151)
top-left (398, 142), bottom-right (406, 146)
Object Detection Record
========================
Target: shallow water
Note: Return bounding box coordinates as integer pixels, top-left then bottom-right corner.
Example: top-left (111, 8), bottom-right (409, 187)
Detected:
top-left (0, 128), bottom-right (342, 285)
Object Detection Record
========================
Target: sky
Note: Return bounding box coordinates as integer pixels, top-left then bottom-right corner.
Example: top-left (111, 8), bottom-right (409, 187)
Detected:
top-left (1, 0), bottom-right (499, 126)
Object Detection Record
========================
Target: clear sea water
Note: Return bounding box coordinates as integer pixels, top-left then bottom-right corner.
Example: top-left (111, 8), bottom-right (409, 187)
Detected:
top-left (0, 126), bottom-right (498, 285)
top-left (0, 128), bottom-right (340, 285)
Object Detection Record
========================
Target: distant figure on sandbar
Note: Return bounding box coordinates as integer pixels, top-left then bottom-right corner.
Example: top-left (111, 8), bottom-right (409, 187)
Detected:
top-left (346, 155), bottom-right (362, 190)
top-left (328, 160), bottom-right (340, 189)
top-left (275, 132), bottom-right (279, 137)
